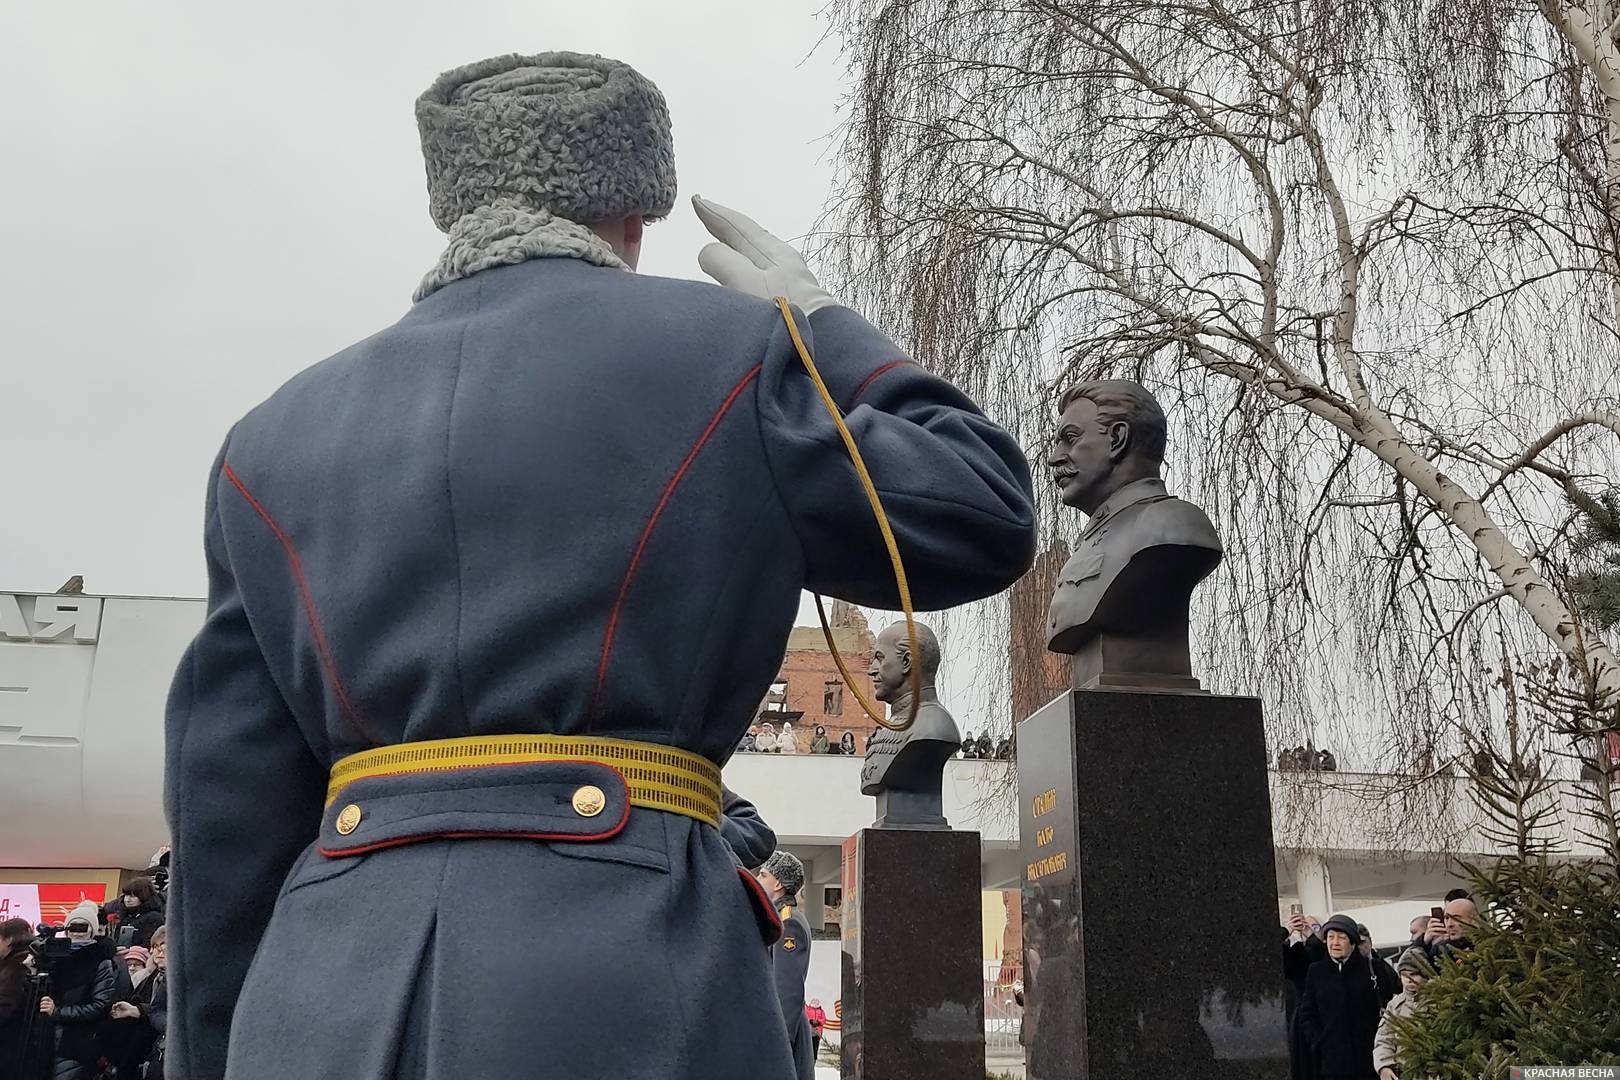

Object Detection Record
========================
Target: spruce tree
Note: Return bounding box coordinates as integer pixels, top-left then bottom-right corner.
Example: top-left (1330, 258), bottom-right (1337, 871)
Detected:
top-left (1396, 655), bottom-right (1620, 1077)
top-left (1569, 489), bottom-right (1620, 632)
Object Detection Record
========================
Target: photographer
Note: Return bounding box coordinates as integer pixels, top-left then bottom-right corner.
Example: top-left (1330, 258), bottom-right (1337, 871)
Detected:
top-left (40, 901), bottom-right (117, 1080)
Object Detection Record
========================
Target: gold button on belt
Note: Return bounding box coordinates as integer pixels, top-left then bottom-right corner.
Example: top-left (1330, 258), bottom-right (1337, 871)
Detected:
top-left (572, 785), bottom-right (606, 817)
top-left (325, 734), bottom-right (722, 828)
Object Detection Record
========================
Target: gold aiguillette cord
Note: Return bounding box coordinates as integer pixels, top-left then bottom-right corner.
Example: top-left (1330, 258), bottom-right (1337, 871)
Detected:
top-left (774, 297), bottom-right (920, 732)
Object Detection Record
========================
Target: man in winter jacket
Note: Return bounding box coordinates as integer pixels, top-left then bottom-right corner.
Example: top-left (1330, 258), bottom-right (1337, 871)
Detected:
top-left (40, 902), bottom-right (118, 1080)
top-left (1294, 913), bottom-right (1384, 1080)
top-left (1407, 895), bottom-right (1478, 970)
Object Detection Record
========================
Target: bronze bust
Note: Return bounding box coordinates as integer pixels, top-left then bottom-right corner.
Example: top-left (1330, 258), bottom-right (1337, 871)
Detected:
top-left (859, 620), bottom-right (962, 829)
top-left (1045, 380), bottom-right (1222, 690)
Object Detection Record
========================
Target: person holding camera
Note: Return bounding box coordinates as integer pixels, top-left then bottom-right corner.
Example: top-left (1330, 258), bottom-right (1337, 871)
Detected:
top-left (39, 901), bottom-right (118, 1080)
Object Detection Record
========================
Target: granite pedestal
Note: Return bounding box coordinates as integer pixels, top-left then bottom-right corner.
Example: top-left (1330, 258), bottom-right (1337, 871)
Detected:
top-left (840, 827), bottom-right (985, 1080)
top-left (1018, 690), bottom-right (1287, 1080)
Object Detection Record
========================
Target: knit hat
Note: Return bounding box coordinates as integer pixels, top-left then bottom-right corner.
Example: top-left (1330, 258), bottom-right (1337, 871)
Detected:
top-left (121, 945), bottom-right (150, 969)
top-left (1396, 947), bottom-right (1435, 976)
top-left (65, 900), bottom-right (100, 934)
top-left (762, 850), bottom-right (806, 898)
top-left (1321, 913), bottom-right (1360, 943)
top-left (416, 52), bottom-right (676, 232)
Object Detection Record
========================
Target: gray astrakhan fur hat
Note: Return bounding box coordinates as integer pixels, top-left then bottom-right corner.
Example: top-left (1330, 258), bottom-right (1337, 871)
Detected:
top-left (416, 52), bottom-right (676, 232)
top-left (762, 850), bottom-right (806, 898)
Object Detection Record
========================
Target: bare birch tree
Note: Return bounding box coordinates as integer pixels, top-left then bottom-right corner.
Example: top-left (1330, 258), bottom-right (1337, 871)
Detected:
top-left (821, 0), bottom-right (1620, 788)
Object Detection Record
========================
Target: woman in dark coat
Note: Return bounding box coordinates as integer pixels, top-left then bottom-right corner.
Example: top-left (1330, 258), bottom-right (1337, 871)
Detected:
top-left (103, 876), bottom-right (165, 945)
top-left (1294, 914), bottom-right (1383, 1080)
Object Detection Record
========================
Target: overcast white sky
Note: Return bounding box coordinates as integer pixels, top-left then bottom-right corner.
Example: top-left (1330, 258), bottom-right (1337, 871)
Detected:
top-left (1, 0), bottom-right (846, 615)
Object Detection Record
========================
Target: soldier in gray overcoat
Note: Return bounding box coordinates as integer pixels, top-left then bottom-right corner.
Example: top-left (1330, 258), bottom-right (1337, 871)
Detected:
top-left (758, 851), bottom-right (816, 1080)
top-left (163, 51), bottom-right (1036, 1080)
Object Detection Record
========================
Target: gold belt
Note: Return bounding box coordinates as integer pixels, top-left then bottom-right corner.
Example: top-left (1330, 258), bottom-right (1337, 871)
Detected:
top-left (326, 734), bottom-right (723, 828)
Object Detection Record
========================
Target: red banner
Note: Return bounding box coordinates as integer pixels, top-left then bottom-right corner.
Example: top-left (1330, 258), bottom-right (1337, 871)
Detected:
top-left (0, 883), bottom-right (107, 927)
top-left (39, 883), bottom-right (107, 925)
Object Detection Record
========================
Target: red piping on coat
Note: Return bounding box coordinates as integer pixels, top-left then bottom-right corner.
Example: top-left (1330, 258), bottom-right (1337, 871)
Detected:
top-left (738, 865), bottom-right (784, 944)
top-left (221, 462), bottom-right (376, 746)
top-left (588, 364), bottom-right (764, 723)
top-left (848, 359), bottom-right (916, 407)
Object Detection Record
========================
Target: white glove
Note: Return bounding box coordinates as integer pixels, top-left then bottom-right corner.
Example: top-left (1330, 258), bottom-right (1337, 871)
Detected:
top-left (693, 196), bottom-right (838, 314)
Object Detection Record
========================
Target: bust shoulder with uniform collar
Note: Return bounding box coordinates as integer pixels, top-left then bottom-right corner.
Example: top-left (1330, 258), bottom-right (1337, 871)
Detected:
top-left (1044, 380), bottom-right (1222, 689)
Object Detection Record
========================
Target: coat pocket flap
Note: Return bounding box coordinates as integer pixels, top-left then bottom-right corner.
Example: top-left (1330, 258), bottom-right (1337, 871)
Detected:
top-left (319, 760), bottom-right (629, 857)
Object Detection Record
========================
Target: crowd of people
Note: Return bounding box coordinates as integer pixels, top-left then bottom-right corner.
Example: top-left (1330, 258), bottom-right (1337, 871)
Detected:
top-left (1282, 742), bottom-right (1562, 779)
top-left (737, 721), bottom-right (863, 754)
top-left (1283, 890), bottom-right (1479, 1079)
top-left (736, 720), bottom-right (1014, 760)
top-left (959, 730), bottom-right (1013, 760)
top-left (1278, 745), bottom-right (1339, 771)
top-left (0, 864), bottom-right (171, 1079)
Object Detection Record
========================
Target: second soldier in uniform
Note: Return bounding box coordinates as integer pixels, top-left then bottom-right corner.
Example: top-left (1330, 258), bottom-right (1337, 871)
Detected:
top-left (758, 851), bottom-right (815, 1079)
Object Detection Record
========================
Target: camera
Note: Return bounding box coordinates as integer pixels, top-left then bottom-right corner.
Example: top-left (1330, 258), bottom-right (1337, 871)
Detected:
top-left (28, 923), bottom-right (75, 971)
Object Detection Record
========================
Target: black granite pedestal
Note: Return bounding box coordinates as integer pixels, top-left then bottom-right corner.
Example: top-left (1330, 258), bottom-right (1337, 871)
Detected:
top-left (840, 827), bottom-right (985, 1080)
top-left (1018, 690), bottom-right (1287, 1080)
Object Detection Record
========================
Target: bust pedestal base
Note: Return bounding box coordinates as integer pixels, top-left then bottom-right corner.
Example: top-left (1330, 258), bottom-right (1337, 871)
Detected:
top-left (840, 827), bottom-right (985, 1079)
top-left (1017, 689), bottom-right (1287, 1080)
top-left (872, 789), bottom-right (949, 829)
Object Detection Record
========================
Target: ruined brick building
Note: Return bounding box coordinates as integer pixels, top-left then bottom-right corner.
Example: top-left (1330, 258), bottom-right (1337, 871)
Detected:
top-left (755, 600), bottom-right (880, 752)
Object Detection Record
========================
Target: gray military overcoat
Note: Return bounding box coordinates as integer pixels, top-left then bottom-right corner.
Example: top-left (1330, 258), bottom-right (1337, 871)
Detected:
top-left (164, 254), bottom-right (1036, 1079)
top-left (773, 903), bottom-right (816, 1080)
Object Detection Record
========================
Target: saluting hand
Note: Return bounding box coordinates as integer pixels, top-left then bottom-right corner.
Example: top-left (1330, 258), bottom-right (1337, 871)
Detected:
top-left (693, 196), bottom-right (838, 315)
